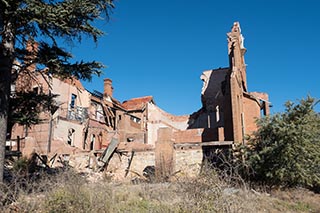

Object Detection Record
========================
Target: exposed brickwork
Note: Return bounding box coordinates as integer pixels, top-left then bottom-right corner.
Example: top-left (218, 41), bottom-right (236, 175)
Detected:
top-left (103, 78), bottom-right (113, 98)
top-left (173, 127), bottom-right (225, 143)
top-left (174, 129), bottom-right (202, 143)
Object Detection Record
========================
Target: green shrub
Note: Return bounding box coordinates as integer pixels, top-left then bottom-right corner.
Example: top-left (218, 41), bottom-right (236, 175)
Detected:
top-left (45, 187), bottom-right (91, 213)
top-left (12, 157), bottom-right (29, 173)
top-left (242, 96), bottom-right (320, 190)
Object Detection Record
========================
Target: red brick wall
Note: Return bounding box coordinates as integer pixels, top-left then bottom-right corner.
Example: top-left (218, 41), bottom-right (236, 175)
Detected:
top-left (243, 96), bottom-right (260, 137)
top-left (173, 127), bottom-right (224, 143)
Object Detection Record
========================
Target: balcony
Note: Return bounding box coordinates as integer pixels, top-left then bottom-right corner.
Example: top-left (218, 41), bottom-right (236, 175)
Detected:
top-left (67, 106), bottom-right (88, 123)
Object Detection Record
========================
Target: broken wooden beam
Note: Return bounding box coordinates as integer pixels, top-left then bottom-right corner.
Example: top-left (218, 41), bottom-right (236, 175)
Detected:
top-left (174, 141), bottom-right (233, 149)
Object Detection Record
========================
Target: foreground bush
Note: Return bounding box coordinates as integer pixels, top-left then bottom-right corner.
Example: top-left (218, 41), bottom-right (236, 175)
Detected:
top-left (242, 96), bottom-right (320, 190)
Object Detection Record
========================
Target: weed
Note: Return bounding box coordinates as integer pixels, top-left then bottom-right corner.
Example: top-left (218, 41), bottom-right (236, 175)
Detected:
top-left (1, 163), bottom-right (319, 212)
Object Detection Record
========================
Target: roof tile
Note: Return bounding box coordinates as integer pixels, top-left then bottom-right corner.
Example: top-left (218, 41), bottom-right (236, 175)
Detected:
top-left (122, 96), bottom-right (154, 111)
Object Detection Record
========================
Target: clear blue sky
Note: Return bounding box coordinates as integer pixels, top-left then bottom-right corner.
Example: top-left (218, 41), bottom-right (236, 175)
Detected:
top-left (76, 0), bottom-right (320, 115)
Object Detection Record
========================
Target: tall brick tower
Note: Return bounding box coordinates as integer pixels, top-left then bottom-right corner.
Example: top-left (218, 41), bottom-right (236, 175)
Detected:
top-left (227, 22), bottom-right (247, 91)
top-left (224, 22), bottom-right (248, 143)
top-left (224, 22), bottom-right (270, 143)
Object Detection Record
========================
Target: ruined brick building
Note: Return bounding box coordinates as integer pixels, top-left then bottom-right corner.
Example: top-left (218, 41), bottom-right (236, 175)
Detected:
top-left (186, 21), bottom-right (270, 143)
top-left (9, 22), bottom-right (269, 177)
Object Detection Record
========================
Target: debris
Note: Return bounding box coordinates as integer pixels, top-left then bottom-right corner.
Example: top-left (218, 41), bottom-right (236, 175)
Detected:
top-left (99, 138), bottom-right (119, 167)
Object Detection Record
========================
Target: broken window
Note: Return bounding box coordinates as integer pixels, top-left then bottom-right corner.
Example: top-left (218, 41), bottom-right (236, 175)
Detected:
top-left (90, 134), bottom-right (95, 151)
top-left (33, 86), bottom-right (39, 94)
top-left (91, 101), bottom-right (104, 122)
top-left (113, 117), bottom-right (116, 130)
top-left (67, 128), bottom-right (75, 146)
top-left (260, 100), bottom-right (267, 117)
top-left (215, 106), bottom-right (220, 122)
top-left (70, 94), bottom-right (77, 108)
top-left (97, 106), bottom-right (104, 122)
top-left (130, 116), bottom-right (141, 124)
top-left (241, 113), bottom-right (245, 144)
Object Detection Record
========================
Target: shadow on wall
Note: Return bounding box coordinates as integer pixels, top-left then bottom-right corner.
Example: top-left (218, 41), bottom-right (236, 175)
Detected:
top-left (186, 68), bottom-right (229, 139)
top-left (201, 146), bottom-right (232, 172)
top-left (201, 128), bottom-right (219, 142)
top-left (185, 68), bottom-right (233, 168)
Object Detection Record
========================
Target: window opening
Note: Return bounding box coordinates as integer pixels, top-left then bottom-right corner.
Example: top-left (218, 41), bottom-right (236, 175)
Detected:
top-left (67, 128), bottom-right (75, 146)
top-left (70, 94), bottom-right (77, 108)
top-left (90, 134), bottom-right (95, 151)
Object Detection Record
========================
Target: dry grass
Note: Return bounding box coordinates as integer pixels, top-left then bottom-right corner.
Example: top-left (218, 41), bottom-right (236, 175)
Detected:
top-left (1, 165), bottom-right (319, 213)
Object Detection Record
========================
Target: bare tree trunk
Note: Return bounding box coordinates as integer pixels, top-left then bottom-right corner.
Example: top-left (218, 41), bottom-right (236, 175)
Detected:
top-left (0, 52), bottom-right (12, 183)
top-left (0, 21), bottom-right (15, 182)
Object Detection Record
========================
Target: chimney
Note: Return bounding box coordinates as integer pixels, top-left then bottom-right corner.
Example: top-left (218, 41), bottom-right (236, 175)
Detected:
top-left (25, 39), bottom-right (39, 72)
top-left (103, 78), bottom-right (113, 98)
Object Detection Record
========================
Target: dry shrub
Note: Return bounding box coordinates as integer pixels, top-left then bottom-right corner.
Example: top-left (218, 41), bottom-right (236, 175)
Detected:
top-left (173, 165), bottom-right (254, 212)
top-left (1, 161), bottom-right (319, 213)
top-left (42, 181), bottom-right (182, 213)
top-left (44, 185), bottom-right (105, 212)
top-left (270, 188), bottom-right (320, 212)
top-left (0, 162), bottom-right (86, 212)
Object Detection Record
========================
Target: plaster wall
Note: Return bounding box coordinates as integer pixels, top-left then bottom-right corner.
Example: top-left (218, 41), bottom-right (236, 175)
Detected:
top-left (52, 78), bottom-right (90, 118)
top-left (147, 103), bottom-right (189, 146)
top-left (53, 118), bottom-right (84, 149)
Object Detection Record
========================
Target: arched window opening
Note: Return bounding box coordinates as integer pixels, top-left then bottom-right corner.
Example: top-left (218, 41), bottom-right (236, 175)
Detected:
top-left (90, 134), bottom-right (95, 151)
top-left (67, 128), bottom-right (75, 146)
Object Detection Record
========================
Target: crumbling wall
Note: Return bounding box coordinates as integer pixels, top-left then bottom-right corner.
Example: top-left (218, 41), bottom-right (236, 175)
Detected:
top-left (174, 128), bottom-right (224, 143)
top-left (250, 92), bottom-right (270, 115)
top-left (118, 111), bottom-right (146, 144)
top-left (200, 69), bottom-right (228, 112)
top-left (147, 102), bottom-right (189, 146)
top-left (106, 148), bottom-right (204, 181)
top-left (174, 129), bottom-right (203, 143)
top-left (53, 118), bottom-right (84, 149)
top-left (85, 119), bottom-right (107, 150)
top-left (11, 119), bottom-right (50, 155)
top-left (106, 128), bottom-right (206, 181)
top-left (188, 69), bottom-right (227, 132)
top-left (243, 96), bottom-right (261, 136)
top-left (106, 150), bottom-right (155, 181)
top-left (243, 92), bottom-right (269, 137)
top-left (175, 149), bottom-right (203, 177)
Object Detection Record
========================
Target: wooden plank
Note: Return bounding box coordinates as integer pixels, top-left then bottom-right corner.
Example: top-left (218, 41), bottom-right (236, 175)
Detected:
top-left (5, 151), bottom-right (22, 157)
top-left (100, 138), bottom-right (119, 164)
top-left (174, 141), bottom-right (233, 148)
top-left (156, 128), bottom-right (174, 180)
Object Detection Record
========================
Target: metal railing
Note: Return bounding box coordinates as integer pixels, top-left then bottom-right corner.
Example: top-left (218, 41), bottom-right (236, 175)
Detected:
top-left (67, 106), bottom-right (88, 122)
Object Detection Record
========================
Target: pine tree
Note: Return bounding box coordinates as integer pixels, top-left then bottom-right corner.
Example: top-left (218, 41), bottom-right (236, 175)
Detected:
top-left (0, 0), bottom-right (114, 182)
